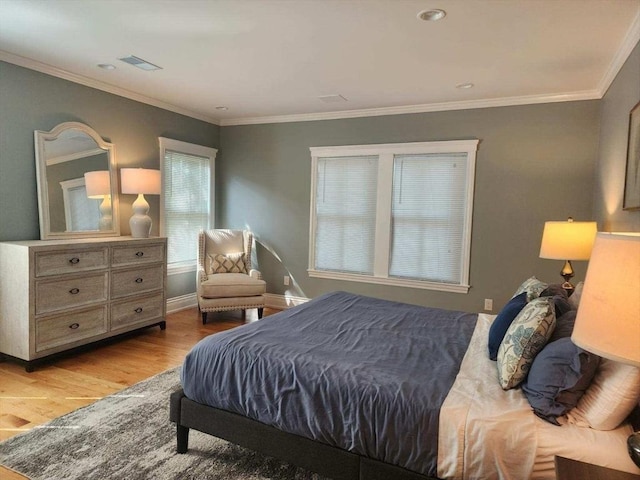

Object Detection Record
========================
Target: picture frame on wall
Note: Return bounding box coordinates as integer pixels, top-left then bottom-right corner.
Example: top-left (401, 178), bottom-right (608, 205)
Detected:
top-left (623, 101), bottom-right (640, 210)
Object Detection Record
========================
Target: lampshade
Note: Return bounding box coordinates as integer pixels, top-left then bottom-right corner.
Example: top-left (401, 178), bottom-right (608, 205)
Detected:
top-left (539, 219), bottom-right (597, 260)
top-left (120, 168), bottom-right (161, 195)
top-left (571, 232), bottom-right (640, 366)
top-left (84, 170), bottom-right (111, 198)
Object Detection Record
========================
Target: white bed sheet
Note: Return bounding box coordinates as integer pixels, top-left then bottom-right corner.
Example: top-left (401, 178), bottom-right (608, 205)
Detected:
top-left (438, 313), bottom-right (640, 480)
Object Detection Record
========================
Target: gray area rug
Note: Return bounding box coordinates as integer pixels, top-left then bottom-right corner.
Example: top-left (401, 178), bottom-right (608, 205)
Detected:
top-left (0, 367), bottom-right (326, 480)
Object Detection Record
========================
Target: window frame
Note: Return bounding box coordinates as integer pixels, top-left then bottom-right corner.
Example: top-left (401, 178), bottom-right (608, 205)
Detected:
top-left (159, 137), bottom-right (217, 276)
top-left (308, 140), bottom-right (478, 293)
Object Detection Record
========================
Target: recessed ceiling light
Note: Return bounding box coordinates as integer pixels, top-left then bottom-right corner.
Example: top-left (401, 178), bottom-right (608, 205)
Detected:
top-left (97, 63), bottom-right (116, 70)
top-left (118, 55), bottom-right (162, 71)
top-left (456, 82), bottom-right (474, 89)
top-left (215, 106), bottom-right (229, 111)
top-left (417, 9), bottom-right (446, 21)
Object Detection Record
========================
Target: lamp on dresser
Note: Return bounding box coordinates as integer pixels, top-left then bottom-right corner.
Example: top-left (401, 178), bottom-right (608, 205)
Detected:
top-left (539, 217), bottom-right (597, 294)
top-left (120, 168), bottom-right (161, 238)
top-left (571, 232), bottom-right (640, 467)
top-left (84, 170), bottom-right (112, 231)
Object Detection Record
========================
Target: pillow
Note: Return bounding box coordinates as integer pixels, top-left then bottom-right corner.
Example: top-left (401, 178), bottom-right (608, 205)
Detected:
top-left (513, 276), bottom-right (548, 302)
top-left (488, 292), bottom-right (527, 361)
top-left (497, 296), bottom-right (556, 390)
top-left (206, 252), bottom-right (247, 274)
top-left (540, 284), bottom-right (568, 299)
top-left (548, 310), bottom-right (576, 343)
top-left (566, 358), bottom-right (640, 430)
top-left (567, 281), bottom-right (584, 310)
top-left (522, 338), bottom-right (600, 425)
top-left (551, 295), bottom-right (572, 319)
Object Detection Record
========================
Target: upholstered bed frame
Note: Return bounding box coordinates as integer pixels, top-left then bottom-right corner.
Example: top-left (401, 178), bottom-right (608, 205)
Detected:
top-left (169, 388), bottom-right (434, 480)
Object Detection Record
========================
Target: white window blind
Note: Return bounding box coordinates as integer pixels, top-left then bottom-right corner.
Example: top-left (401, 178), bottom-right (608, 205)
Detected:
top-left (309, 140), bottom-right (478, 293)
top-left (160, 137), bottom-right (217, 273)
top-left (389, 153), bottom-right (468, 283)
top-left (315, 156), bottom-right (378, 274)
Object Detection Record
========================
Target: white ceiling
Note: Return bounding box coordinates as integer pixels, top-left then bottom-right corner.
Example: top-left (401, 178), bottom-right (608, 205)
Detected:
top-left (1, 0), bottom-right (639, 126)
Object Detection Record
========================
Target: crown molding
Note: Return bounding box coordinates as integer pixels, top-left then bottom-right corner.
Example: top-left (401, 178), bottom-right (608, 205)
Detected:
top-left (220, 90), bottom-right (602, 126)
top-left (596, 8), bottom-right (640, 96)
top-left (0, 50), bottom-right (220, 126)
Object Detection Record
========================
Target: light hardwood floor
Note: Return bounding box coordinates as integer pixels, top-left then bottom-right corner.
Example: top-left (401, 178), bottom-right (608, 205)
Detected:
top-left (0, 306), bottom-right (277, 480)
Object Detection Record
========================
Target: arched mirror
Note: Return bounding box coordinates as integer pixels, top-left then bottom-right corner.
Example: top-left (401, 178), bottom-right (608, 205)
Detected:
top-left (34, 122), bottom-right (120, 239)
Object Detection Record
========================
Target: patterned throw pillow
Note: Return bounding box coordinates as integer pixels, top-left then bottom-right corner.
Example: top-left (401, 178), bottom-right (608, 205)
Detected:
top-left (497, 296), bottom-right (556, 390)
top-left (513, 276), bottom-right (549, 302)
top-left (207, 252), bottom-right (247, 274)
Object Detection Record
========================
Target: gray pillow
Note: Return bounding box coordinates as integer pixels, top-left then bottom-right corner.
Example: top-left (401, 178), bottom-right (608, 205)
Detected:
top-left (541, 284), bottom-right (568, 299)
top-left (548, 310), bottom-right (576, 344)
top-left (522, 337), bottom-right (599, 425)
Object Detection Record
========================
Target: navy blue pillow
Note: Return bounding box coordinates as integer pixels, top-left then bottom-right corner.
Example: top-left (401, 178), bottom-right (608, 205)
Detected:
top-left (522, 338), bottom-right (600, 425)
top-left (488, 292), bottom-right (527, 361)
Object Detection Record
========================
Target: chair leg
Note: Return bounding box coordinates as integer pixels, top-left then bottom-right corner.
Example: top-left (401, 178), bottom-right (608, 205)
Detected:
top-left (258, 307), bottom-right (264, 319)
top-left (202, 311), bottom-right (207, 324)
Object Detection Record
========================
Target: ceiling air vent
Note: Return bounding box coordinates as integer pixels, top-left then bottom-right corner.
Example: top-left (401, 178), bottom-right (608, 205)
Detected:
top-left (118, 55), bottom-right (162, 71)
top-left (318, 94), bottom-right (348, 103)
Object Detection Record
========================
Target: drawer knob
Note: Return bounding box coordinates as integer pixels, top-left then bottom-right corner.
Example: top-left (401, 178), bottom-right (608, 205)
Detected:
top-left (69, 257), bottom-right (80, 264)
top-left (135, 277), bottom-right (143, 284)
top-left (135, 251), bottom-right (144, 257)
top-left (69, 288), bottom-right (80, 294)
top-left (69, 323), bottom-right (80, 330)
top-left (134, 307), bottom-right (143, 314)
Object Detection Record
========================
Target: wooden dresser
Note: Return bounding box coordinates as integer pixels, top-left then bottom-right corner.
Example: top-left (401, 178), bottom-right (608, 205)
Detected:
top-left (0, 236), bottom-right (167, 371)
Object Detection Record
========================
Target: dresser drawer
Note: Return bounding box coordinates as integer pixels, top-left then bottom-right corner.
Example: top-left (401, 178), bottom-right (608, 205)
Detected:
top-left (35, 273), bottom-right (108, 315)
top-left (111, 243), bottom-right (165, 267)
top-left (35, 248), bottom-right (108, 277)
top-left (111, 293), bottom-right (164, 331)
top-left (111, 265), bottom-right (164, 298)
top-left (36, 306), bottom-right (108, 352)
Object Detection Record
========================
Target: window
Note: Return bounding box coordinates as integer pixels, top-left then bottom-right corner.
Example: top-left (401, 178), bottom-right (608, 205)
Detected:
top-left (159, 138), bottom-right (217, 274)
top-left (309, 140), bottom-right (478, 293)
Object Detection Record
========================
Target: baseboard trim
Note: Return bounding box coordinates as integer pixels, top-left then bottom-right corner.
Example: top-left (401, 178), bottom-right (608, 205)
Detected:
top-left (166, 292), bottom-right (309, 313)
top-left (264, 293), bottom-right (310, 310)
top-left (166, 293), bottom-right (198, 314)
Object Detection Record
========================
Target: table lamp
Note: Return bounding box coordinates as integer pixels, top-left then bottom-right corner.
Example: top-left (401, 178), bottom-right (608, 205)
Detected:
top-left (571, 232), bottom-right (640, 467)
top-left (120, 168), bottom-right (161, 238)
top-left (539, 217), bottom-right (597, 293)
top-left (84, 170), bottom-right (112, 231)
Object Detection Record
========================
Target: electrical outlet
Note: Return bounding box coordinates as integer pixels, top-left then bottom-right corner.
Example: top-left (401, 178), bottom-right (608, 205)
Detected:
top-left (484, 298), bottom-right (493, 311)
top-left (284, 275), bottom-right (290, 286)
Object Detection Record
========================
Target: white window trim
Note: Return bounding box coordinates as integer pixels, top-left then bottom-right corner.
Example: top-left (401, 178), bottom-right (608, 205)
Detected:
top-left (308, 140), bottom-right (478, 293)
top-left (159, 137), bottom-right (217, 276)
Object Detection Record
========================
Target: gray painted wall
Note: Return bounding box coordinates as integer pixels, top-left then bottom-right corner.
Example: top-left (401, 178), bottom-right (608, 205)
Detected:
top-left (219, 101), bottom-right (600, 313)
top-left (0, 61), bottom-right (219, 297)
top-left (594, 41), bottom-right (640, 232)
top-left (3, 43), bottom-right (636, 311)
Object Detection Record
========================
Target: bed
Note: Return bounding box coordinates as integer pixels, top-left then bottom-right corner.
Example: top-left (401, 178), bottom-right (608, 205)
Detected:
top-left (170, 291), bottom-right (640, 479)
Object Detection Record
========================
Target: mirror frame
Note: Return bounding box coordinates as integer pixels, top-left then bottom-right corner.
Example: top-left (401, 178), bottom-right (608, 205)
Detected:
top-left (34, 122), bottom-right (121, 240)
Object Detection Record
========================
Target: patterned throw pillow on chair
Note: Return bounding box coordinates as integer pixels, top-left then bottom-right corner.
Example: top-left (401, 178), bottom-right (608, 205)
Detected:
top-left (207, 252), bottom-right (247, 274)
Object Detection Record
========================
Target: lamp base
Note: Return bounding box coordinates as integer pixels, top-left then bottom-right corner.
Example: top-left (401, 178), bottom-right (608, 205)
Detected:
top-left (560, 260), bottom-right (575, 294)
top-left (629, 431), bottom-right (640, 468)
top-left (129, 193), bottom-right (152, 238)
top-left (129, 214), bottom-right (152, 238)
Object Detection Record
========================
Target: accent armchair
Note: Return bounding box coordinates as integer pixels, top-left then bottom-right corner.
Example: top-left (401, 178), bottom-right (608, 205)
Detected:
top-left (197, 229), bottom-right (266, 324)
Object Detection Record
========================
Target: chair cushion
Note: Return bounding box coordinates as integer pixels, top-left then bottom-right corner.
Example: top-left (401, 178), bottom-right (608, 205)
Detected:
top-left (200, 273), bottom-right (266, 298)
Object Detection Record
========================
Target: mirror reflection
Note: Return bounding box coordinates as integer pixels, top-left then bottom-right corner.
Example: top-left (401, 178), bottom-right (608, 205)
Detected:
top-left (35, 122), bottom-right (120, 239)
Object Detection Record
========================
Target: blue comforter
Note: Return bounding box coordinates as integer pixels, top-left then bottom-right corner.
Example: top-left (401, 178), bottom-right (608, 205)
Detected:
top-left (181, 291), bottom-right (476, 476)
